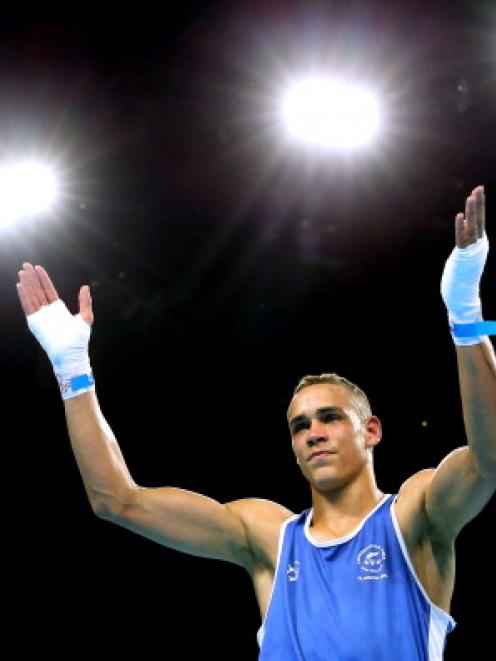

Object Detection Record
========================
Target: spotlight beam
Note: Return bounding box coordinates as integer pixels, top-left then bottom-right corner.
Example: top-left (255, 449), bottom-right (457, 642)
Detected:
top-left (0, 161), bottom-right (59, 229)
top-left (281, 76), bottom-right (381, 150)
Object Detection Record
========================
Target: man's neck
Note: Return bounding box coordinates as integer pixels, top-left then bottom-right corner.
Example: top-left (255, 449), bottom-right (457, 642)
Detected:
top-left (310, 474), bottom-right (384, 527)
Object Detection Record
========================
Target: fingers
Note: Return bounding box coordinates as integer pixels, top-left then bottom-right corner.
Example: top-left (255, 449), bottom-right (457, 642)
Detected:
top-left (17, 263), bottom-right (46, 313)
top-left (465, 194), bottom-right (478, 245)
top-left (475, 186), bottom-right (485, 237)
top-left (458, 185), bottom-right (485, 248)
top-left (16, 280), bottom-right (37, 315)
top-left (16, 262), bottom-right (59, 316)
top-left (455, 213), bottom-right (467, 248)
top-left (34, 265), bottom-right (59, 303)
top-left (78, 285), bottom-right (94, 325)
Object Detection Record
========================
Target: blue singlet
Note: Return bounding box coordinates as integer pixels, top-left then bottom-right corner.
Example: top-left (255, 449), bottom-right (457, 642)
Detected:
top-left (258, 494), bottom-right (456, 660)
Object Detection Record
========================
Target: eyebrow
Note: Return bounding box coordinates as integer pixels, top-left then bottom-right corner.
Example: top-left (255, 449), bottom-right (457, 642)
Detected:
top-left (288, 406), bottom-right (345, 430)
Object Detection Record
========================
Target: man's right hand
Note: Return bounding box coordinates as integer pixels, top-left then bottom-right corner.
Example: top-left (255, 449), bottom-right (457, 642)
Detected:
top-left (16, 262), bottom-right (93, 324)
top-left (17, 263), bottom-right (94, 398)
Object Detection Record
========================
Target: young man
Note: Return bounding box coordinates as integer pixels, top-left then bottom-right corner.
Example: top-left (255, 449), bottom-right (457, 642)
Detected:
top-left (16, 186), bottom-right (495, 659)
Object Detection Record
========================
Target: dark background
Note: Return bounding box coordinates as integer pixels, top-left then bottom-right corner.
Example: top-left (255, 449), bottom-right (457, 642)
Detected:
top-left (1, 1), bottom-right (495, 658)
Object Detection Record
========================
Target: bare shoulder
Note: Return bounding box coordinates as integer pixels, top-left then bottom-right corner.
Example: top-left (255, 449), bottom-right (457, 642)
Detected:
top-left (394, 468), bottom-right (436, 543)
top-left (226, 498), bottom-right (295, 570)
top-left (397, 467), bottom-right (436, 495)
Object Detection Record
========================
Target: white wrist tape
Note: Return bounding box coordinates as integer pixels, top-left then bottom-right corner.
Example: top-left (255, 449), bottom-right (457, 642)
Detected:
top-left (440, 233), bottom-right (489, 345)
top-left (27, 299), bottom-right (94, 399)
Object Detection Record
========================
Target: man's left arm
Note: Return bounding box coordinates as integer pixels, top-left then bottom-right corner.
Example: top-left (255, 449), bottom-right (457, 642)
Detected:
top-left (455, 339), bottom-right (496, 474)
top-left (424, 186), bottom-right (496, 544)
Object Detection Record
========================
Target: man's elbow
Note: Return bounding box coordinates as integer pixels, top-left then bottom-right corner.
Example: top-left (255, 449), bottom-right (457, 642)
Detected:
top-left (92, 496), bottom-right (123, 521)
top-left (479, 461), bottom-right (496, 480)
top-left (91, 485), bottom-right (135, 520)
top-left (472, 447), bottom-right (496, 480)
top-left (93, 503), bottom-right (115, 520)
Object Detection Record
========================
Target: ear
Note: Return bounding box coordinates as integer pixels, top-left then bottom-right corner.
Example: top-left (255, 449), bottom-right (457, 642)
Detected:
top-left (364, 416), bottom-right (382, 449)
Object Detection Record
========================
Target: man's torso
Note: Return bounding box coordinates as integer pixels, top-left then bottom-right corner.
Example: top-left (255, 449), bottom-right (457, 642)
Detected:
top-left (234, 469), bottom-right (455, 620)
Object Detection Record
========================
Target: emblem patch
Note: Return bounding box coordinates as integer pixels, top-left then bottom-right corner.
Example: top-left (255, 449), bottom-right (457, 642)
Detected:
top-left (357, 544), bottom-right (388, 580)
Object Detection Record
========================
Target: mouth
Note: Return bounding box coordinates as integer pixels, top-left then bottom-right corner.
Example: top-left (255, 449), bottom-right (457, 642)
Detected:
top-left (308, 450), bottom-right (335, 462)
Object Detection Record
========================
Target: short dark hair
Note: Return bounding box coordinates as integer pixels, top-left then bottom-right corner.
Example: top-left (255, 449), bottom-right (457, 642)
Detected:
top-left (292, 372), bottom-right (372, 422)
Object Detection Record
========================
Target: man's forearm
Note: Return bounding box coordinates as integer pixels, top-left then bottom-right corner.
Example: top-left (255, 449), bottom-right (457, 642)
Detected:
top-left (456, 337), bottom-right (496, 474)
top-left (64, 391), bottom-right (137, 515)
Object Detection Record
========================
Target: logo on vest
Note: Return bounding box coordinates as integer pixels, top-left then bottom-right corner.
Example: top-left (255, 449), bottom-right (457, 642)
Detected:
top-left (356, 544), bottom-right (388, 580)
top-left (287, 560), bottom-right (300, 582)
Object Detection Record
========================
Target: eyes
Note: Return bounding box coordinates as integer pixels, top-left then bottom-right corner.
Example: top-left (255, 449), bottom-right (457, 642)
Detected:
top-left (291, 412), bottom-right (341, 435)
top-left (321, 412), bottom-right (341, 424)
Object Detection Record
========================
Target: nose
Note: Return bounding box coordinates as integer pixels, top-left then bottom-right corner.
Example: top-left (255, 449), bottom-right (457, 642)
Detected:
top-left (306, 419), bottom-right (327, 448)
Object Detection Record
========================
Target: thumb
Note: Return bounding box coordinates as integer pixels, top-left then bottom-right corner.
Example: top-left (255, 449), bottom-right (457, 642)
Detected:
top-left (78, 285), bottom-right (94, 325)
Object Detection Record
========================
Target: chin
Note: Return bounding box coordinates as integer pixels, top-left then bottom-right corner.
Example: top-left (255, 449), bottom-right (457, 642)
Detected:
top-left (310, 472), bottom-right (345, 493)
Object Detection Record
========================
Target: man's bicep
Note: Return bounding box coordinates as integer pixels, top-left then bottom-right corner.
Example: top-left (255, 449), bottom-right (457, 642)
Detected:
top-left (103, 486), bottom-right (252, 568)
top-left (425, 446), bottom-right (496, 542)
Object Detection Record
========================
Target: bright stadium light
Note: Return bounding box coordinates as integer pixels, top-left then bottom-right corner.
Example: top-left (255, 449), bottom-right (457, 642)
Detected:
top-left (0, 161), bottom-right (59, 229)
top-left (281, 76), bottom-right (381, 149)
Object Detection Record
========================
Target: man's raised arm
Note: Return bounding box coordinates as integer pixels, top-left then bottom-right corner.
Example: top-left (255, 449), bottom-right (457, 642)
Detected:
top-left (455, 338), bottom-right (496, 474)
top-left (423, 186), bottom-right (496, 544)
top-left (450, 187), bottom-right (496, 473)
top-left (16, 263), bottom-right (134, 513)
top-left (16, 263), bottom-right (290, 568)
top-left (442, 185), bottom-right (496, 475)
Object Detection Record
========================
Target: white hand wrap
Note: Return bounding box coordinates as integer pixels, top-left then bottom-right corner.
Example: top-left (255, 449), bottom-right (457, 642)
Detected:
top-left (27, 299), bottom-right (94, 399)
top-left (441, 233), bottom-right (489, 345)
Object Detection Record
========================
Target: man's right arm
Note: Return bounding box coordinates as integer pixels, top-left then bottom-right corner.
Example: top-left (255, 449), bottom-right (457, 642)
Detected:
top-left (63, 390), bottom-right (137, 515)
top-left (17, 263), bottom-right (291, 571)
top-left (66, 389), bottom-right (253, 568)
top-left (66, 389), bottom-right (295, 571)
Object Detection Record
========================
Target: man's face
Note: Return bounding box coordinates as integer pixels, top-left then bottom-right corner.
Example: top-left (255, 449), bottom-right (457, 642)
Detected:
top-left (288, 383), bottom-right (380, 491)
